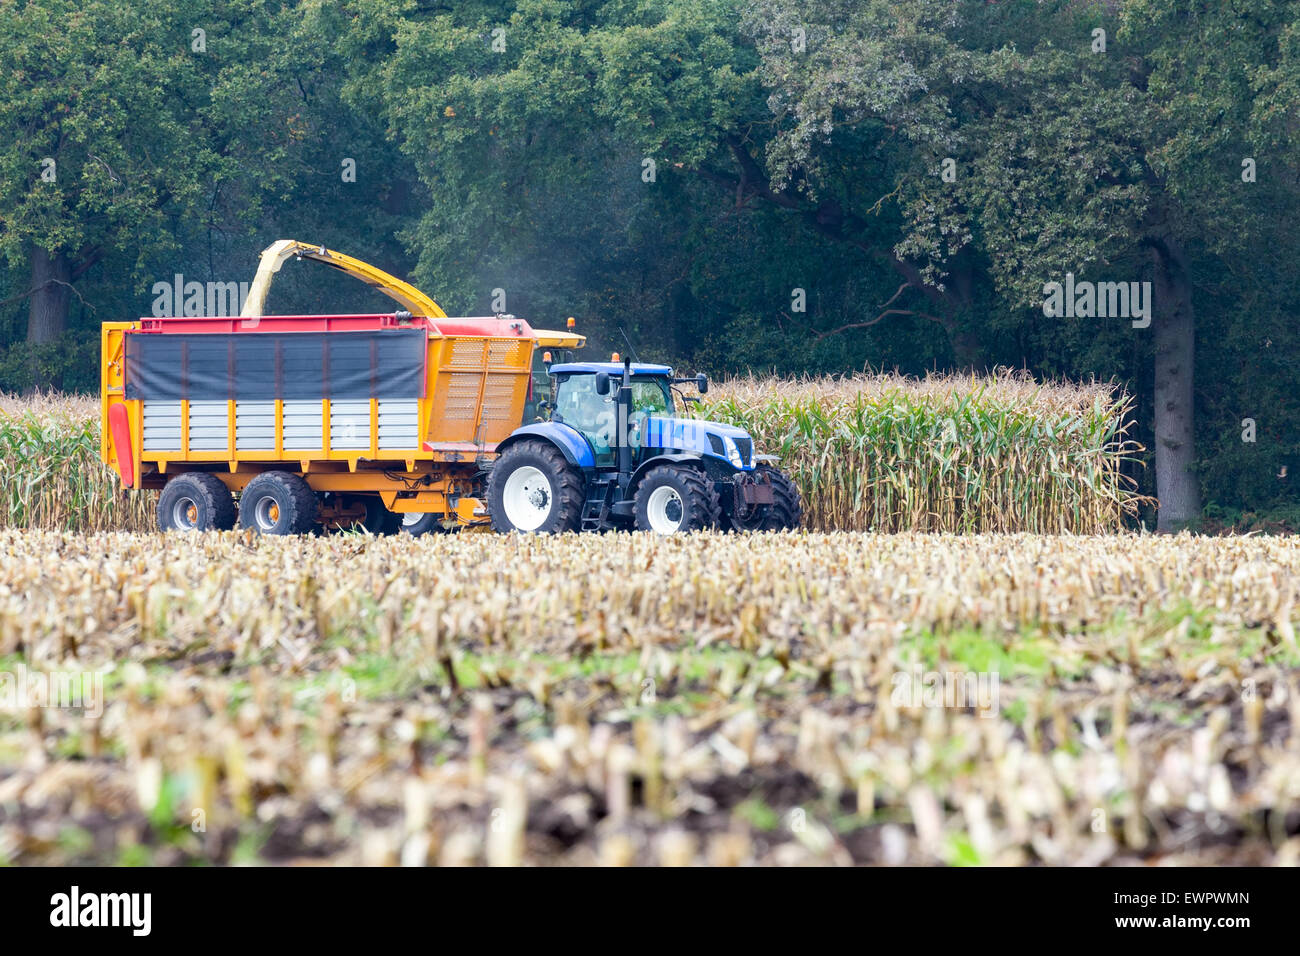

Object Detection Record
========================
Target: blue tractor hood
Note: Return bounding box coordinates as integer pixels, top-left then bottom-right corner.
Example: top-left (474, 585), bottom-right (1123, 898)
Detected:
top-left (642, 416), bottom-right (756, 471)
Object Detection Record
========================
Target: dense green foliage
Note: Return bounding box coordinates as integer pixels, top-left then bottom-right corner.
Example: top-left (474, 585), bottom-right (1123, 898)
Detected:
top-left (1, 0), bottom-right (1297, 528)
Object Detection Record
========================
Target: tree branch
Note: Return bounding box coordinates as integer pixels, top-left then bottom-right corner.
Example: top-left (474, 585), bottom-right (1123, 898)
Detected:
top-left (812, 308), bottom-right (947, 341)
top-left (70, 246), bottom-right (103, 282)
top-left (0, 277), bottom-right (95, 312)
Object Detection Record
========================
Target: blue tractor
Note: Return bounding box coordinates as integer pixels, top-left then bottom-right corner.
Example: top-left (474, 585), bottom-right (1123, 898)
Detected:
top-left (485, 358), bottom-right (801, 533)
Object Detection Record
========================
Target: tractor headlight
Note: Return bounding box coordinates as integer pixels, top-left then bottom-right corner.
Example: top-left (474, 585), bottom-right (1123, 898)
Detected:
top-left (722, 435), bottom-right (743, 469)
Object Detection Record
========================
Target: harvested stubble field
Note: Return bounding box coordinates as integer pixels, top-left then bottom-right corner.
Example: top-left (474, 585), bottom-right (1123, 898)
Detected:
top-left (1, 530), bottom-right (1298, 866)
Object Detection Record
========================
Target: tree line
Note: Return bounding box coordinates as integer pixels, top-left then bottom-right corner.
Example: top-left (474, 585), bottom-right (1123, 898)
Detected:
top-left (2, 0), bottom-right (1298, 530)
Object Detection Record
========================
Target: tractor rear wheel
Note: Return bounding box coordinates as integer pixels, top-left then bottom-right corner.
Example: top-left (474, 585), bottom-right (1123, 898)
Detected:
top-left (338, 495), bottom-right (400, 535)
top-left (487, 440), bottom-right (584, 533)
top-left (634, 464), bottom-right (721, 534)
top-left (157, 473), bottom-right (236, 532)
top-left (238, 471), bottom-right (319, 535)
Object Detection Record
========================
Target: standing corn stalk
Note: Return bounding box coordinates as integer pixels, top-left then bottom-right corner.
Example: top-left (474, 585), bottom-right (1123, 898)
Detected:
top-left (0, 393), bottom-right (152, 532)
top-left (705, 371), bottom-right (1146, 533)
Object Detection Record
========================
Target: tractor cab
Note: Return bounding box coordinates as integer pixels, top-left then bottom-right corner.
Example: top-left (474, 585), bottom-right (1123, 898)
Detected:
top-left (548, 362), bottom-right (674, 468)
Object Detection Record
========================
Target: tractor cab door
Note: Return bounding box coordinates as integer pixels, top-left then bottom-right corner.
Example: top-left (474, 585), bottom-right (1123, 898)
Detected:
top-left (625, 377), bottom-right (674, 461)
top-left (552, 373), bottom-right (617, 468)
top-left (552, 372), bottom-right (675, 471)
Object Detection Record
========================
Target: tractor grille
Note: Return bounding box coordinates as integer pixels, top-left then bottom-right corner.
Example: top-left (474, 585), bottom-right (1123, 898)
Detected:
top-left (735, 437), bottom-right (753, 466)
top-left (707, 433), bottom-right (753, 466)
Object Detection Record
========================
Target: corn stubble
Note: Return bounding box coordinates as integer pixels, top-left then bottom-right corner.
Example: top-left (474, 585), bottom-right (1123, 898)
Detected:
top-left (0, 530), bottom-right (1297, 866)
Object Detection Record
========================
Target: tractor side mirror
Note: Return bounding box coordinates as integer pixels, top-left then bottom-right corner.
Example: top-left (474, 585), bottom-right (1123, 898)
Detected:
top-left (595, 372), bottom-right (611, 395)
top-left (696, 373), bottom-right (708, 394)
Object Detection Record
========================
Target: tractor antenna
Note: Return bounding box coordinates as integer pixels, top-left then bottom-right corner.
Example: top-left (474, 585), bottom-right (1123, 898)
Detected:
top-left (618, 326), bottom-right (641, 364)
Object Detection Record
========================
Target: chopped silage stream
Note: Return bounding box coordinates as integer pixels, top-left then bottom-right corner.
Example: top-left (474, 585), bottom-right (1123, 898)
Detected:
top-left (0, 530), bottom-right (1297, 865)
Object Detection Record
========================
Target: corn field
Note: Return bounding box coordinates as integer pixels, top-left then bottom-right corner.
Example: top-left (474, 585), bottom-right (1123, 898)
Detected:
top-left (0, 393), bottom-right (152, 533)
top-left (0, 530), bottom-right (1297, 865)
top-left (1, 374), bottom-right (1143, 533)
top-left (705, 371), bottom-right (1144, 533)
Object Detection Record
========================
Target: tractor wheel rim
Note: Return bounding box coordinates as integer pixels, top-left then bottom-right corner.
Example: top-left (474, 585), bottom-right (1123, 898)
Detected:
top-left (502, 466), bottom-right (552, 531)
top-left (254, 495), bottom-right (282, 531)
top-left (402, 512), bottom-right (426, 527)
top-left (172, 496), bottom-right (200, 530)
top-left (646, 485), bottom-right (685, 533)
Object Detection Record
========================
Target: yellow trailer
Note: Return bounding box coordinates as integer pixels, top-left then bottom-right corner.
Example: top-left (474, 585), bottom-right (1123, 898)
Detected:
top-left (101, 240), bottom-right (583, 533)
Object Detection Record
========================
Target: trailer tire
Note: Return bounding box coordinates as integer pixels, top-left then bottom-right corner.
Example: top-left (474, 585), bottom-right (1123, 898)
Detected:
top-left (158, 473), bottom-right (237, 533)
top-left (381, 507), bottom-right (404, 535)
top-left (487, 440), bottom-right (584, 533)
top-left (239, 471), bottom-right (319, 535)
top-left (634, 464), bottom-right (721, 534)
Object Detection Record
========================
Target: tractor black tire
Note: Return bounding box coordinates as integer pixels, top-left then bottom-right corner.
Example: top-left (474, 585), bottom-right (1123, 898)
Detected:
top-left (339, 495), bottom-right (399, 535)
top-left (238, 471), bottom-right (319, 535)
top-left (380, 507), bottom-right (404, 534)
top-left (157, 473), bottom-right (236, 533)
top-left (399, 512), bottom-right (447, 536)
top-left (726, 464), bottom-right (802, 532)
top-left (762, 465), bottom-right (802, 530)
top-left (487, 440), bottom-right (584, 534)
top-left (633, 464), bottom-right (722, 534)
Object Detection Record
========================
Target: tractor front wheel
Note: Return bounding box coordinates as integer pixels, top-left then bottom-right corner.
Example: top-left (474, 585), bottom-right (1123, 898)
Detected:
top-left (761, 465), bottom-right (802, 530)
top-left (634, 464), bottom-right (721, 534)
top-left (727, 465), bottom-right (802, 532)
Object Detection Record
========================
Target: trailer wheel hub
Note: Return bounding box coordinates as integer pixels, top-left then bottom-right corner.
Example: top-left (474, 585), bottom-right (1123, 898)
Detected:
top-left (171, 496), bottom-right (200, 531)
top-left (253, 496), bottom-right (283, 531)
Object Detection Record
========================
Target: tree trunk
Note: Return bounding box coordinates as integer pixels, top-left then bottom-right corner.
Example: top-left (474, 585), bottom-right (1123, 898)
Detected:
top-left (25, 247), bottom-right (71, 390)
top-left (889, 249), bottom-right (985, 369)
top-left (949, 327), bottom-right (984, 370)
top-left (1150, 237), bottom-right (1200, 531)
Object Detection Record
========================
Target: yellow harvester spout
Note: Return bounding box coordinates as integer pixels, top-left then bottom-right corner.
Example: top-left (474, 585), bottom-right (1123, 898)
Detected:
top-left (240, 240), bottom-right (448, 319)
top-left (239, 239), bottom-right (585, 348)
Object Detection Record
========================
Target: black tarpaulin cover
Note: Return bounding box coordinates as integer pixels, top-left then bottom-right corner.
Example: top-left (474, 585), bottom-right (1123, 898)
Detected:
top-left (124, 330), bottom-right (426, 402)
